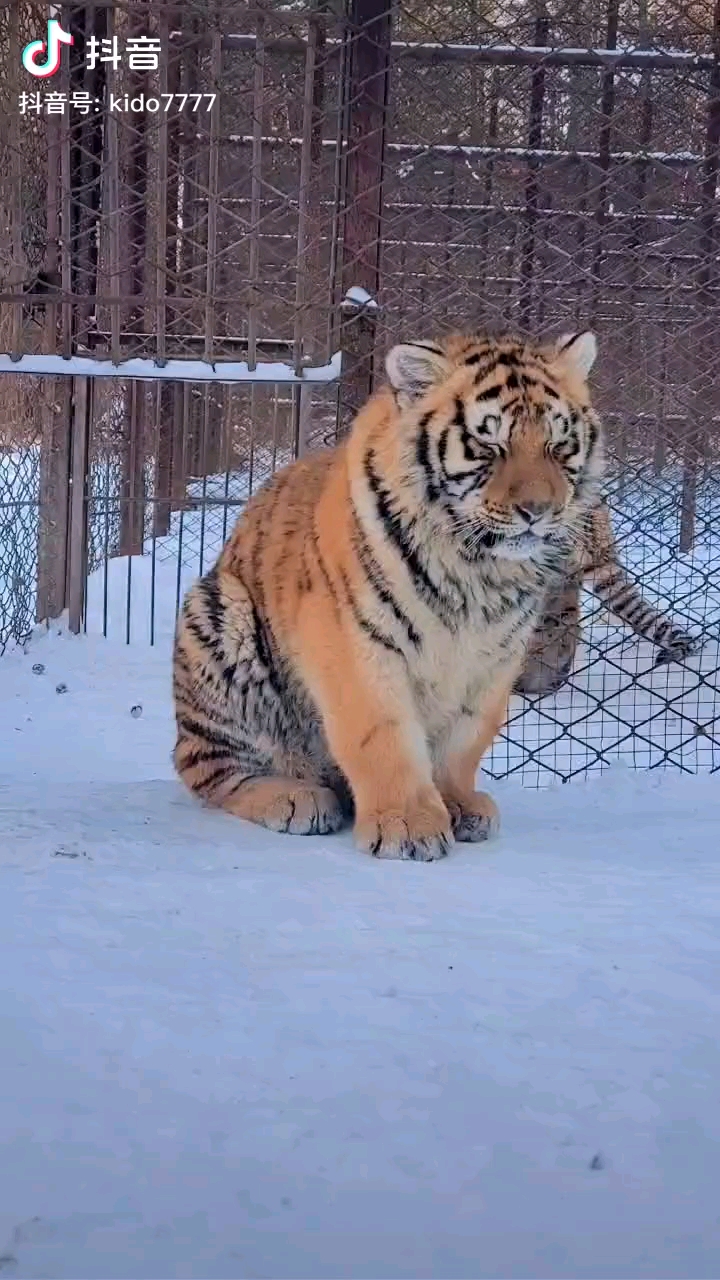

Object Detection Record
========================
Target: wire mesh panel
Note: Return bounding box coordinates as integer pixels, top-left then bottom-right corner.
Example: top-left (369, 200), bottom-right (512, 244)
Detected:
top-left (0, 0), bottom-right (717, 782)
top-left (0, 377), bottom-right (42, 652)
top-left (339, 0), bottom-right (720, 779)
top-left (83, 376), bottom-right (304, 646)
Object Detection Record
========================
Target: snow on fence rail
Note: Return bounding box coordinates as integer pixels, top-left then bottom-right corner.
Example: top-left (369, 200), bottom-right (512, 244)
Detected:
top-left (0, 353), bottom-right (343, 384)
top-left (218, 33), bottom-right (719, 72)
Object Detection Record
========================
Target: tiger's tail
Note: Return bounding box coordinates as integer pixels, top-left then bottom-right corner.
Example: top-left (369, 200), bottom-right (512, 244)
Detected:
top-left (588, 560), bottom-right (698, 666)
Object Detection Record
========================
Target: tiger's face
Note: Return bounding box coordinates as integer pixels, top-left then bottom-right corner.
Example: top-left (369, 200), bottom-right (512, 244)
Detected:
top-left (385, 331), bottom-right (603, 562)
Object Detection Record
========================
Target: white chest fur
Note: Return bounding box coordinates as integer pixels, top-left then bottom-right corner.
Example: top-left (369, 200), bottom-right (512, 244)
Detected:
top-left (408, 582), bottom-right (542, 737)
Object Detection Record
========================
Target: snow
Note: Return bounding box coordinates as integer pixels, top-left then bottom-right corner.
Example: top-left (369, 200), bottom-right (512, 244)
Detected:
top-left (388, 141), bottom-right (701, 165)
top-left (1, 622), bottom-right (720, 1278)
top-left (342, 285), bottom-right (379, 310)
top-left (0, 351), bottom-right (343, 384)
top-left (224, 133), bottom-right (702, 167)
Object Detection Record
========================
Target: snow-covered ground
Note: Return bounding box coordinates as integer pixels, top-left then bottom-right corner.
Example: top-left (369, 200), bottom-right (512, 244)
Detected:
top-left (1, 609), bottom-right (720, 1277)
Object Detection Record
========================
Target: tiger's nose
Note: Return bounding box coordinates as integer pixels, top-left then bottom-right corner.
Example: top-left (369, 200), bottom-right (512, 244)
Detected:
top-left (514, 500), bottom-right (553, 525)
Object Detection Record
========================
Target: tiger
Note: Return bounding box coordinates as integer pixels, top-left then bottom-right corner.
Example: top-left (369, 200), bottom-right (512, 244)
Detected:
top-left (173, 328), bottom-right (604, 861)
top-left (515, 498), bottom-right (697, 697)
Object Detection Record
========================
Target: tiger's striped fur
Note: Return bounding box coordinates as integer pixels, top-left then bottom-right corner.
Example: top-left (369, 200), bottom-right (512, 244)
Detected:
top-left (515, 498), bottom-right (697, 696)
top-left (173, 329), bottom-right (604, 860)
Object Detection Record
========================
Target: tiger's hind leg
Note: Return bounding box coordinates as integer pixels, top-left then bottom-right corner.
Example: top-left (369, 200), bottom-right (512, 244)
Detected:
top-left (219, 776), bottom-right (346, 835)
top-left (514, 574), bottom-right (582, 697)
top-left (173, 569), bottom-right (348, 836)
top-left (174, 709), bottom-right (349, 836)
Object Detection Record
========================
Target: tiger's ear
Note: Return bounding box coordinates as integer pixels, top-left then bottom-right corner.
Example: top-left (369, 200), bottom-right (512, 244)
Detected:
top-left (385, 342), bottom-right (450, 402)
top-left (554, 330), bottom-right (597, 380)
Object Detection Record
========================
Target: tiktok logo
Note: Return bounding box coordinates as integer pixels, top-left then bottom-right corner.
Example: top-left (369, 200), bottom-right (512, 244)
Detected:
top-left (21, 18), bottom-right (73, 78)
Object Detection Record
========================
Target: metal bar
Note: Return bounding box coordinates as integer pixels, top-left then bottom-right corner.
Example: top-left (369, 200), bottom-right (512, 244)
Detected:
top-left (681, 0), bottom-right (720, 553)
top-left (204, 28), bottom-right (222, 363)
top-left (68, 4), bottom-right (107, 341)
top-left (214, 135), bottom-right (706, 167)
top-left (155, 11), bottom-right (170, 364)
top-left (11, 200), bottom-right (702, 225)
top-left (179, 8), bottom-right (203, 346)
top-left (590, 0), bottom-right (620, 322)
top-left (654, 260), bottom-right (672, 476)
top-left (698, 0), bottom-right (720, 311)
top-left (327, 9), bottom-right (352, 362)
top-left (155, 3), bottom-right (189, 538)
top-left (293, 14), bottom-right (320, 374)
top-left (246, 14), bottom-right (266, 485)
top-left (82, 332), bottom-right (298, 353)
top-left (247, 15), bottom-right (266, 373)
top-left (7, 2), bottom-right (24, 357)
top-left (200, 23), bottom-right (223, 478)
top-left (122, 5), bottom-right (149, 332)
top-left (36, 115), bottom-right (71, 625)
top-left (519, 4), bottom-right (550, 329)
top-left (170, 382), bottom-right (188, 511)
top-left (59, 7), bottom-right (73, 360)
top-left (292, 7), bottom-right (326, 453)
top-left (119, 381), bottom-right (146, 557)
top-left (67, 376), bottom-right (91, 634)
top-left (153, 382), bottom-right (171, 539)
top-left (476, 68), bottom-right (499, 299)
top-left (308, 4), bottom-right (330, 365)
top-left (625, 0), bottom-right (654, 314)
top-left (215, 33), bottom-right (718, 71)
top-left (338, 0), bottom-right (392, 429)
top-left (334, 272), bottom-right (719, 296)
top-left (36, 381), bottom-right (72, 625)
top-left (220, 384), bottom-right (234, 542)
top-left (165, 5), bottom-right (183, 336)
top-left (105, 4), bottom-right (122, 364)
top-left (117, 232), bottom-right (714, 263)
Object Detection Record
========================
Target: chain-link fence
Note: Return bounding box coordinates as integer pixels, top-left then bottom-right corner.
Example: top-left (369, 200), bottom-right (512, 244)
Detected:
top-left (0, 0), bottom-right (718, 781)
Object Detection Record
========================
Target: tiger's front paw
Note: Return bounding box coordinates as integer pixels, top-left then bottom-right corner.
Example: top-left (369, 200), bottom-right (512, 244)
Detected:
top-left (354, 787), bottom-right (453, 862)
top-left (446, 790), bottom-right (500, 843)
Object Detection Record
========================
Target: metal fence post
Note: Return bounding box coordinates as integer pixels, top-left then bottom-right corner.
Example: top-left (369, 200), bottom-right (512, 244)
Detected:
top-left (338, 0), bottom-right (392, 433)
top-left (67, 376), bottom-right (91, 634)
